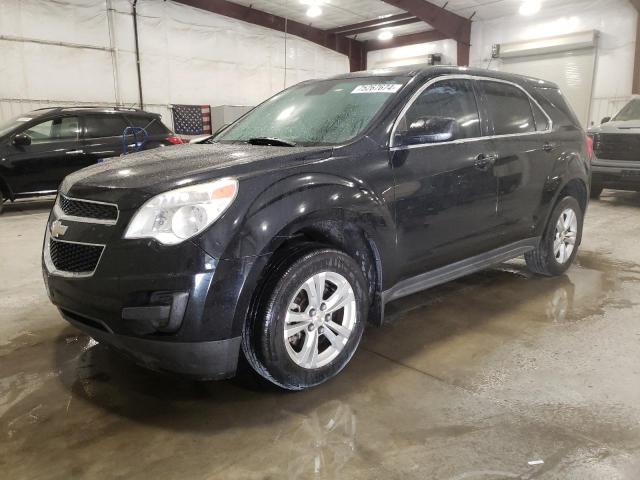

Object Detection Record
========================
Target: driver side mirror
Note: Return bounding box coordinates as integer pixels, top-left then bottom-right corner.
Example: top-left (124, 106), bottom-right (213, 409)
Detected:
top-left (397, 117), bottom-right (458, 146)
top-left (12, 133), bottom-right (31, 147)
top-left (601, 116), bottom-right (611, 124)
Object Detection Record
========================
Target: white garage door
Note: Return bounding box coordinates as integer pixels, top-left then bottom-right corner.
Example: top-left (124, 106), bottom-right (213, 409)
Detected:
top-left (501, 48), bottom-right (596, 128)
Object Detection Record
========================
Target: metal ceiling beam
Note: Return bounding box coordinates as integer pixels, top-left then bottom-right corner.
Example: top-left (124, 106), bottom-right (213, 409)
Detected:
top-left (365, 29), bottom-right (448, 51)
top-left (380, 0), bottom-right (472, 65)
top-left (335, 17), bottom-right (422, 37)
top-left (326, 13), bottom-right (418, 35)
top-left (173, 0), bottom-right (367, 71)
top-left (380, 0), bottom-right (471, 44)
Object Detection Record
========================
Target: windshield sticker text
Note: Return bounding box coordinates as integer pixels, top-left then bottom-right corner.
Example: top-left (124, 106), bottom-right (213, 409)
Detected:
top-left (351, 84), bottom-right (402, 94)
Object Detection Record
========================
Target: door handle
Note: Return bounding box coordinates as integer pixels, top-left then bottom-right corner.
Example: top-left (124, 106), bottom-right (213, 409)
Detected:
top-left (474, 153), bottom-right (497, 171)
top-left (66, 150), bottom-right (84, 155)
top-left (543, 142), bottom-right (557, 152)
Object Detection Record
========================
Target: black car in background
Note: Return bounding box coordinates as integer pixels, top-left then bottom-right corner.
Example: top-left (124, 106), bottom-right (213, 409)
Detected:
top-left (588, 97), bottom-right (640, 198)
top-left (43, 66), bottom-right (591, 390)
top-left (0, 107), bottom-right (182, 211)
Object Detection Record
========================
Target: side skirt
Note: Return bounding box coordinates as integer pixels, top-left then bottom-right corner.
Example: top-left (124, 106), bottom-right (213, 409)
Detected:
top-left (381, 237), bottom-right (540, 306)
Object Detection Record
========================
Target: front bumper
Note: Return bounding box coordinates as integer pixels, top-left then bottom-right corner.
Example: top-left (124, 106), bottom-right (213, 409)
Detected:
top-left (42, 195), bottom-right (247, 379)
top-left (62, 309), bottom-right (240, 379)
top-left (592, 159), bottom-right (640, 190)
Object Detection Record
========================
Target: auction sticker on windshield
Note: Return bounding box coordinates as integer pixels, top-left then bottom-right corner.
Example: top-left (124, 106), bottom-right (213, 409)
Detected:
top-left (352, 84), bottom-right (403, 94)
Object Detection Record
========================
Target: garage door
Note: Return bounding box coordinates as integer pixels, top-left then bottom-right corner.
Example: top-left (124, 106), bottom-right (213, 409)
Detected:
top-left (500, 48), bottom-right (596, 129)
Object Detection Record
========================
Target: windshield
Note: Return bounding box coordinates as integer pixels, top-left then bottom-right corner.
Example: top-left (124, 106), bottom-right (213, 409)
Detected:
top-left (613, 98), bottom-right (640, 122)
top-left (213, 76), bottom-right (409, 146)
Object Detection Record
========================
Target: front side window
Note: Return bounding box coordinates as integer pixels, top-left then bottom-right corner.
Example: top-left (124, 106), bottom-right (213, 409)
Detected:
top-left (396, 79), bottom-right (481, 142)
top-left (481, 81), bottom-right (536, 135)
top-left (214, 77), bottom-right (409, 146)
top-left (23, 116), bottom-right (79, 143)
top-left (85, 114), bottom-right (129, 138)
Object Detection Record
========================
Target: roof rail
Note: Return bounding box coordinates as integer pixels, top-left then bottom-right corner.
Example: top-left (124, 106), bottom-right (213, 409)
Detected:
top-left (57, 105), bottom-right (142, 112)
top-left (29, 105), bottom-right (146, 114)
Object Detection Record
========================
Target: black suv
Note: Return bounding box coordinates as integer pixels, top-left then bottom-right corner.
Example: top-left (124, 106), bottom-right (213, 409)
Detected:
top-left (0, 107), bottom-right (181, 211)
top-left (42, 67), bottom-right (591, 390)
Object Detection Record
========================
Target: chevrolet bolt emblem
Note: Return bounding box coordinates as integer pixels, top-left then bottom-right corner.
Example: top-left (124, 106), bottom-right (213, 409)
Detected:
top-left (51, 220), bottom-right (68, 239)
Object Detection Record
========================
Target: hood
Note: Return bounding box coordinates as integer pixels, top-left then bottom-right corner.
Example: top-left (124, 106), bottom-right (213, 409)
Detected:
top-left (589, 119), bottom-right (640, 134)
top-left (62, 143), bottom-right (332, 200)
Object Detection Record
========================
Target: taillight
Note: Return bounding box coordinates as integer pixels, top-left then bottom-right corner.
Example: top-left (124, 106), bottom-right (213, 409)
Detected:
top-left (166, 135), bottom-right (183, 145)
top-left (585, 135), bottom-right (594, 158)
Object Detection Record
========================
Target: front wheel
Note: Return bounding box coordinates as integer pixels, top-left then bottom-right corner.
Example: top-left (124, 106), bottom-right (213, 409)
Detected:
top-left (525, 196), bottom-right (583, 276)
top-left (243, 248), bottom-right (368, 390)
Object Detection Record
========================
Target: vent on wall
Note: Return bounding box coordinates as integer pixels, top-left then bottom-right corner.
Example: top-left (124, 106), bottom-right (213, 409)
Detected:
top-left (427, 54), bottom-right (442, 65)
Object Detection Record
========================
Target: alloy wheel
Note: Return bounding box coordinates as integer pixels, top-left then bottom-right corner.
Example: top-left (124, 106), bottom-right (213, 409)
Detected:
top-left (284, 271), bottom-right (357, 369)
top-left (554, 207), bottom-right (578, 264)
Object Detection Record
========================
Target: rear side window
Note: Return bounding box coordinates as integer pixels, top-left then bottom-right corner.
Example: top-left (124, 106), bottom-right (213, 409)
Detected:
top-left (532, 102), bottom-right (550, 131)
top-left (126, 115), bottom-right (170, 135)
top-left (532, 87), bottom-right (580, 129)
top-left (399, 79), bottom-right (481, 140)
top-left (84, 114), bottom-right (129, 138)
top-left (480, 81), bottom-right (536, 135)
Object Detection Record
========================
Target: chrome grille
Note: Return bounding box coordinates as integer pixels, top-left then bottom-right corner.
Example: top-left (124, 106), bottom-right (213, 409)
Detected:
top-left (49, 239), bottom-right (104, 274)
top-left (59, 195), bottom-right (118, 222)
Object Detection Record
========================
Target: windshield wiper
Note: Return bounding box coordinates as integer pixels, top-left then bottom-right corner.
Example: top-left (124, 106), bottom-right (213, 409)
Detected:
top-left (247, 137), bottom-right (296, 147)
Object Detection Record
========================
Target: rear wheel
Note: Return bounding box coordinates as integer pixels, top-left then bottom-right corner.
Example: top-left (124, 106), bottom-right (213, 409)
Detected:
top-left (243, 248), bottom-right (368, 390)
top-left (525, 196), bottom-right (583, 276)
top-left (590, 184), bottom-right (603, 199)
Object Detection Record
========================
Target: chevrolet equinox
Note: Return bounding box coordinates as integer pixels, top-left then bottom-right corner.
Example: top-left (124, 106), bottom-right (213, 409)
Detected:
top-left (43, 66), bottom-right (591, 390)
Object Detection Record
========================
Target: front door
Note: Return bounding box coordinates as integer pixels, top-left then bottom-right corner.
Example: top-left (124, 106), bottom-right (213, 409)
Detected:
top-left (5, 115), bottom-right (83, 194)
top-left (391, 78), bottom-right (501, 280)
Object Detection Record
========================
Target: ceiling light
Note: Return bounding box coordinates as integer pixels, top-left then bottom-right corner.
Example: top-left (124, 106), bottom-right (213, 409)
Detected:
top-left (306, 5), bottom-right (322, 17)
top-left (519, 0), bottom-right (541, 16)
top-left (378, 30), bottom-right (394, 41)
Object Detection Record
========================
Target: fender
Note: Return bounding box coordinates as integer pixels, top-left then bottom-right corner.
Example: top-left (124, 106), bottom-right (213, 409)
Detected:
top-left (199, 171), bottom-right (397, 339)
top-left (535, 145), bottom-right (589, 239)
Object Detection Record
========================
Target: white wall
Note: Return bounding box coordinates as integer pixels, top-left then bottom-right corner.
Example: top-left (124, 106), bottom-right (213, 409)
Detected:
top-left (367, 39), bottom-right (458, 69)
top-left (0, 0), bottom-right (349, 126)
top-left (470, 0), bottom-right (637, 127)
top-left (365, 0), bottom-right (636, 127)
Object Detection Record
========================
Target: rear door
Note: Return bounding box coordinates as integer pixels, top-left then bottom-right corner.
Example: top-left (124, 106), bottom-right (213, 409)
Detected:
top-left (391, 78), bottom-right (501, 279)
top-left (4, 115), bottom-right (82, 194)
top-left (82, 113), bottom-right (130, 162)
top-left (476, 79), bottom-right (555, 243)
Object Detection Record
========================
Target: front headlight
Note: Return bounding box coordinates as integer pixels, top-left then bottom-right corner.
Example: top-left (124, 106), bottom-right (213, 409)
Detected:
top-left (124, 178), bottom-right (238, 245)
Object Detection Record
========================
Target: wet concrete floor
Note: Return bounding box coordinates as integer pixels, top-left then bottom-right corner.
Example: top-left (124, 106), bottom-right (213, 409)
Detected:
top-left (1, 192), bottom-right (639, 479)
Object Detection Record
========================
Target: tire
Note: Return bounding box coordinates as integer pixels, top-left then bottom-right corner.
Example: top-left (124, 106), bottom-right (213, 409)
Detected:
top-left (243, 247), bottom-right (368, 390)
top-left (525, 196), bottom-right (583, 276)
top-left (0, 190), bottom-right (3, 214)
top-left (590, 184), bottom-right (603, 199)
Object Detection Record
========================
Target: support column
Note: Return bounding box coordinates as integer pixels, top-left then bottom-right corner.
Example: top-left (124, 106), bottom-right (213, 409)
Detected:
top-left (634, 13), bottom-right (640, 94)
top-left (457, 42), bottom-right (470, 67)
